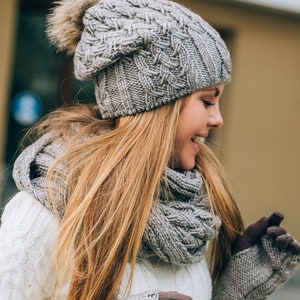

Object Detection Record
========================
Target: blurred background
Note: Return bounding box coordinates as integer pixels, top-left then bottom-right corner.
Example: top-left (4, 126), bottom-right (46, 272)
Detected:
top-left (0, 0), bottom-right (299, 298)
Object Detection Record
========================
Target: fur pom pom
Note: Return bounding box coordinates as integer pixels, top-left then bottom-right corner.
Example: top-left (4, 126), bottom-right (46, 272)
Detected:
top-left (46, 0), bottom-right (98, 55)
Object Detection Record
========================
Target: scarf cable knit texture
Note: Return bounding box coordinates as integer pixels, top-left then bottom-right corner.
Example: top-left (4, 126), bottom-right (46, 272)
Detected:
top-left (47, 0), bottom-right (231, 118)
top-left (139, 167), bottom-right (217, 265)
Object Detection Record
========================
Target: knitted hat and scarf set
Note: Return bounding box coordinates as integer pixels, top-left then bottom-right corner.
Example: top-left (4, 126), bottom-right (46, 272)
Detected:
top-left (13, 0), bottom-right (231, 266)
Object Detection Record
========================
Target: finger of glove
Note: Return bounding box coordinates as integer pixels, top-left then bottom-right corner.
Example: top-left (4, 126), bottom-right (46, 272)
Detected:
top-left (288, 241), bottom-right (300, 255)
top-left (274, 234), bottom-right (293, 249)
top-left (266, 226), bottom-right (287, 239)
top-left (244, 216), bottom-right (269, 237)
top-left (268, 212), bottom-right (284, 227)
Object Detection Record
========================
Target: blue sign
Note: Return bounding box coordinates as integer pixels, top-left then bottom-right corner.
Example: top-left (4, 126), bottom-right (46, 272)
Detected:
top-left (12, 91), bottom-right (43, 126)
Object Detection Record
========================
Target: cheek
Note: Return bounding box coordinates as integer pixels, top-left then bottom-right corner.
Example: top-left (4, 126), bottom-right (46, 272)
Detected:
top-left (174, 130), bottom-right (183, 155)
top-left (174, 124), bottom-right (194, 161)
top-left (174, 118), bottom-right (188, 148)
top-left (174, 125), bottom-right (187, 162)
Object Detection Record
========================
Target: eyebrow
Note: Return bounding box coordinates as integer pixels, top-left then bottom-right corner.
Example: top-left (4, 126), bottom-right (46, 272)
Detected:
top-left (203, 87), bottom-right (220, 97)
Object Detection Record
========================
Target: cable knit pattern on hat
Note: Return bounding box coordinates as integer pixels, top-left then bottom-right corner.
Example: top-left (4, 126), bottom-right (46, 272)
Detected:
top-left (72, 0), bottom-right (231, 118)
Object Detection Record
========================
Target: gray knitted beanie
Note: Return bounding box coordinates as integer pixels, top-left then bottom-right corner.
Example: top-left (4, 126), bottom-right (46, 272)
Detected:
top-left (48, 0), bottom-right (231, 118)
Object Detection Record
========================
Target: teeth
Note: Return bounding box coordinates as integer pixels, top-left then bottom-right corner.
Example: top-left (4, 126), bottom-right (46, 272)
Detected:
top-left (192, 136), bottom-right (205, 143)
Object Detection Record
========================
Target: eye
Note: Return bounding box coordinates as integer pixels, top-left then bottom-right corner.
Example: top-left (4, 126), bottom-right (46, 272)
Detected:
top-left (202, 99), bottom-right (213, 108)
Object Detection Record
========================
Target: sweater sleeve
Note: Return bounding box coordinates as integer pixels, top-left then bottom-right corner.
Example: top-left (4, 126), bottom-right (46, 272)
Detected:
top-left (0, 191), bottom-right (60, 299)
top-left (212, 235), bottom-right (300, 299)
top-left (125, 290), bottom-right (159, 299)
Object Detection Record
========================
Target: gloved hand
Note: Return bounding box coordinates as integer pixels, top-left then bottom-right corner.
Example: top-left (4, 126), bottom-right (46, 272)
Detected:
top-left (232, 212), bottom-right (300, 255)
top-left (159, 291), bottom-right (192, 300)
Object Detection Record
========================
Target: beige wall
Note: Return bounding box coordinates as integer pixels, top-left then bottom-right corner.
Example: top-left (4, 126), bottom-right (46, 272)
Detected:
top-left (180, 0), bottom-right (300, 239)
top-left (0, 0), bottom-right (18, 165)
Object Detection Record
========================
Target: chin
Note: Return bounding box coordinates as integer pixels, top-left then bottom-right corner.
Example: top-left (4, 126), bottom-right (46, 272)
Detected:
top-left (180, 160), bottom-right (196, 170)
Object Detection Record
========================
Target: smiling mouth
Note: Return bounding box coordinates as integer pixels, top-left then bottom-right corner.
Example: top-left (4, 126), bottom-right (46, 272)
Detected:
top-left (191, 136), bottom-right (206, 144)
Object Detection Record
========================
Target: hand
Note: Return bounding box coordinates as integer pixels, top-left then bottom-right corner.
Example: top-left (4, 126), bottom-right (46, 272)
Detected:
top-left (159, 291), bottom-right (192, 300)
top-left (232, 212), bottom-right (300, 255)
top-left (267, 217), bottom-right (300, 255)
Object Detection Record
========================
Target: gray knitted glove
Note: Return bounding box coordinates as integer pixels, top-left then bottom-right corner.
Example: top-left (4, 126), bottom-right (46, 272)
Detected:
top-left (213, 212), bottom-right (300, 299)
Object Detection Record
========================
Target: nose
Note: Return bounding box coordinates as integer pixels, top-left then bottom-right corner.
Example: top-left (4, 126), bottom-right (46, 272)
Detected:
top-left (208, 106), bottom-right (224, 128)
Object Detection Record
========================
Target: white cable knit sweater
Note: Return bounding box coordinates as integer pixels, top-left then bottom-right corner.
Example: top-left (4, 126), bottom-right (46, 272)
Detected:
top-left (0, 191), bottom-right (212, 299)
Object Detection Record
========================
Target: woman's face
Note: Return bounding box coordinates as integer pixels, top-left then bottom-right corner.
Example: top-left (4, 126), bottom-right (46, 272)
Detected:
top-left (174, 84), bottom-right (225, 170)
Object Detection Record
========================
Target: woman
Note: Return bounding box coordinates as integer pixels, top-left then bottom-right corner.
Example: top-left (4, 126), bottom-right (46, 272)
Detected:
top-left (0, 0), bottom-right (299, 299)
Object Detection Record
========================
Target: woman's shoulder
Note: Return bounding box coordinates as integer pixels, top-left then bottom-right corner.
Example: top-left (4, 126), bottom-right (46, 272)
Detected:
top-left (0, 190), bottom-right (60, 256)
top-left (0, 191), bottom-right (60, 298)
top-left (1, 190), bottom-right (59, 231)
top-left (0, 190), bottom-right (60, 260)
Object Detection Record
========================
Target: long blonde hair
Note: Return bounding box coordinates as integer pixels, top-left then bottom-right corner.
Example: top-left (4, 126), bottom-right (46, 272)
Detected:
top-left (25, 99), bottom-right (243, 299)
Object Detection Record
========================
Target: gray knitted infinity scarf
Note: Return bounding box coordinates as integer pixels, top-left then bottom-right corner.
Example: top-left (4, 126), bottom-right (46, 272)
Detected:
top-left (13, 133), bottom-right (66, 215)
top-left (13, 133), bottom-right (217, 265)
top-left (138, 167), bottom-right (216, 265)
